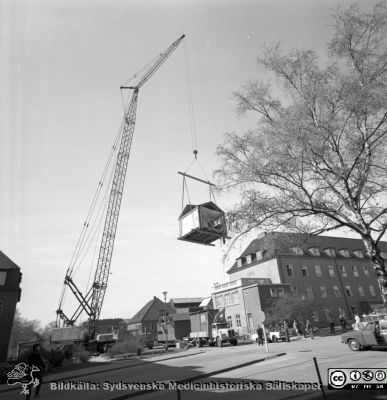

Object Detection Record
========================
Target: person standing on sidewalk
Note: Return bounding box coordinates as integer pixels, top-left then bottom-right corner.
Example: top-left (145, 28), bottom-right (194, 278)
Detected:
top-left (26, 343), bottom-right (46, 399)
top-left (257, 327), bottom-right (264, 346)
top-left (339, 314), bottom-right (347, 331)
top-left (283, 321), bottom-right (290, 342)
top-left (327, 314), bottom-right (336, 334)
top-left (306, 320), bottom-right (314, 339)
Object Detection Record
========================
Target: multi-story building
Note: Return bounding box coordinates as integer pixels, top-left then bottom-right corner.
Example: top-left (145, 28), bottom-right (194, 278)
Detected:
top-left (0, 251), bottom-right (22, 365)
top-left (212, 278), bottom-right (291, 336)
top-left (219, 232), bottom-right (385, 330)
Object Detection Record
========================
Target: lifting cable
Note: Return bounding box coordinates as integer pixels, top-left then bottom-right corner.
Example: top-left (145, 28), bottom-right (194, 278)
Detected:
top-left (184, 40), bottom-right (198, 156)
top-left (182, 40), bottom-right (217, 206)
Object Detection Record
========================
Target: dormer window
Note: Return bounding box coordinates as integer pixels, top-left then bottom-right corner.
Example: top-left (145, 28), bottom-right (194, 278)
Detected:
top-left (291, 246), bottom-right (304, 255)
top-left (237, 259), bottom-right (243, 268)
top-left (338, 249), bottom-right (350, 258)
top-left (246, 254), bottom-right (252, 264)
top-left (308, 247), bottom-right (320, 256)
top-left (353, 250), bottom-right (364, 258)
top-left (324, 248), bottom-right (335, 257)
top-left (256, 251), bottom-right (263, 260)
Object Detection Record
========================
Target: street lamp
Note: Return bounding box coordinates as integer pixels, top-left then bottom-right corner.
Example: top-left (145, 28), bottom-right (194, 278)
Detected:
top-left (162, 291), bottom-right (168, 351)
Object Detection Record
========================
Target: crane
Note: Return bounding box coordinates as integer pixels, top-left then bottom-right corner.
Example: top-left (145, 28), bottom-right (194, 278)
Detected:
top-left (56, 34), bottom-right (185, 339)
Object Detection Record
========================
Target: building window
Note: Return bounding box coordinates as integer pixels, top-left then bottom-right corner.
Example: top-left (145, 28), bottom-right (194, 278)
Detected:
top-left (353, 250), bottom-right (364, 258)
top-left (246, 254), bottom-right (252, 264)
top-left (224, 294), bottom-right (230, 305)
top-left (286, 265), bottom-right (293, 277)
top-left (328, 266), bottom-right (335, 277)
top-left (308, 247), bottom-right (320, 256)
top-left (323, 308), bottom-right (332, 320)
top-left (256, 250), bottom-right (263, 260)
top-left (291, 246), bottom-right (304, 255)
top-left (231, 291), bottom-right (239, 304)
top-left (363, 266), bottom-right (370, 277)
top-left (270, 288), bottom-right (278, 297)
top-left (237, 259), bottom-right (243, 268)
top-left (215, 295), bottom-right (223, 308)
top-left (301, 266), bottom-right (309, 277)
top-left (345, 285), bottom-right (353, 297)
top-left (333, 286), bottom-right (341, 297)
top-left (353, 266), bottom-right (359, 277)
top-left (277, 288), bottom-right (285, 297)
top-left (338, 307), bottom-right (346, 319)
top-left (227, 315), bottom-right (233, 327)
top-left (0, 271), bottom-right (7, 286)
top-left (235, 314), bottom-right (241, 327)
top-left (320, 286), bottom-right (328, 298)
top-left (290, 286), bottom-right (298, 297)
top-left (339, 266), bottom-right (347, 277)
top-left (306, 286), bottom-right (314, 299)
top-left (311, 310), bottom-right (319, 322)
top-left (369, 285), bottom-right (376, 296)
top-left (338, 249), bottom-right (350, 258)
top-left (358, 286), bottom-right (365, 297)
top-left (315, 265), bottom-right (322, 278)
top-left (324, 248), bottom-right (336, 257)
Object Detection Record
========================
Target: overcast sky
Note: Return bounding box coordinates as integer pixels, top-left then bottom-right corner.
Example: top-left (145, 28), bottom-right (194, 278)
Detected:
top-left (0, 0), bottom-right (378, 327)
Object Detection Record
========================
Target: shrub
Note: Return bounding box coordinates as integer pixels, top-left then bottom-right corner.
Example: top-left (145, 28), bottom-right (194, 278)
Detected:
top-left (48, 349), bottom-right (65, 367)
top-left (77, 350), bottom-right (89, 363)
top-left (64, 345), bottom-right (76, 359)
top-left (108, 337), bottom-right (144, 357)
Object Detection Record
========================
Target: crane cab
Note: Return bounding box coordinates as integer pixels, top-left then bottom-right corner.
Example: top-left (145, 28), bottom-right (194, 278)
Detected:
top-left (178, 201), bottom-right (227, 246)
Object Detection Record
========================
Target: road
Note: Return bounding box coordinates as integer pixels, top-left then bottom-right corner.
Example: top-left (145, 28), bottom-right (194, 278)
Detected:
top-left (1, 336), bottom-right (385, 400)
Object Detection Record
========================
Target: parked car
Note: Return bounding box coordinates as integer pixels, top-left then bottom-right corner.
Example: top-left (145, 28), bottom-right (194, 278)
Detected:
top-left (341, 319), bottom-right (387, 351)
top-left (251, 327), bottom-right (286, 343)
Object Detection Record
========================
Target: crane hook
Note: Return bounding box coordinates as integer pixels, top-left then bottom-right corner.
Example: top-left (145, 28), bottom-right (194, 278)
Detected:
top-left (193, 149), bottom-right (198, 159)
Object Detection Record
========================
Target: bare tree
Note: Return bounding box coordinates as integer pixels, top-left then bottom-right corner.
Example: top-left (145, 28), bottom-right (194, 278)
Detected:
top-left (264, 295), bottom-right (313, 325)
top-left (216, 3), bottom-right (387, 302)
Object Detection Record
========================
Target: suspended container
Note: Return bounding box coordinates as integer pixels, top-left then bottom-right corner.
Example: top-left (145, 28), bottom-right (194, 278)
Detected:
top-left (178, 201), bottom-right (228, 246)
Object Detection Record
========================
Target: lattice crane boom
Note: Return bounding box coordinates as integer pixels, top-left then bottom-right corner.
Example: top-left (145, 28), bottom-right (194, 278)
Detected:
top-left (57, 34), bottom-right (185, 338)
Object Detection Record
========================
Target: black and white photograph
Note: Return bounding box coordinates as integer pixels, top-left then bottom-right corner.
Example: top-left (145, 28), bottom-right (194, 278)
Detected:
top-left (1, 1), bottom-right (387, 399)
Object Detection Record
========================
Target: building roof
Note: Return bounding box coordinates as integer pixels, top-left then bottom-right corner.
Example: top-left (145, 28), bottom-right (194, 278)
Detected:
top-left (0, 251), bottom-right (20, 270)
top-left (179, 201), bottom-right (224, 219)
top-left (199, 297), bottom-right (212, 308)
top-left (227, 232), bottom-right (387, 275)
top-left (127, 296), bottom-right (176, 325)
top-left (170, 297), bottom-right (203, 305)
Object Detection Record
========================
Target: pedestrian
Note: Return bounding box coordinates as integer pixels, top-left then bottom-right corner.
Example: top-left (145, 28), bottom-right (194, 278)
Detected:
top-left (293, 320), bottom-right (298, 336)
top-left (257, 327), bottom-right (264, 346)
top-left (306, 320), bottom-right (314, 339)
top-left (354, 314), bottom-right (361, 330)
top-left (327, 314), bottom-right (335, 334)
top-left (26, 343), bottom-right (46, 399)
top-left (339, 314), bottom-right (346, 331)
top-left (283, 321), bottom-right (290, 342)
